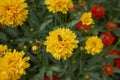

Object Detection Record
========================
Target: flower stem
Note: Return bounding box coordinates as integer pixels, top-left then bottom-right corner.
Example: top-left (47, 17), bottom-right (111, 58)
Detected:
top-left (112, 37), bottom-right (120, 49)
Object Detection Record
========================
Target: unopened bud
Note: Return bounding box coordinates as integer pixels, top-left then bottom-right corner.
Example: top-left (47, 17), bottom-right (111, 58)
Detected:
top-left (79, 0), bottom-right (86, 7)
top-left (80, 46), bottom-right (84, 50)
top-left (32, 45), bottom-right (39, 52)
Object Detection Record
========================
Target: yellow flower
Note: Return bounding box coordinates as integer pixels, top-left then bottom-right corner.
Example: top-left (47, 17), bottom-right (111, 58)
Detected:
top-left (0, 44), bottom-right (8, 57)
top-left (0, 0), bottom-right (28, 26)
top-left (80, 12), bottom-right (94, 25)
top-left (85, 36), bottom-right (103, 55)
top-left (0, 50), bottom-right (30, 80)
top-left (44, 28), bottom-right (79, 60)
top-left (45, 0), bottom-right (73, 14)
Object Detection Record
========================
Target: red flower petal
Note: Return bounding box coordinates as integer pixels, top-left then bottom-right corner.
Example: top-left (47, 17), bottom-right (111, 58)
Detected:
top-left (91, 5), bottom-right (105, 19)
top-left (100, 32), bottom-right (115, 46)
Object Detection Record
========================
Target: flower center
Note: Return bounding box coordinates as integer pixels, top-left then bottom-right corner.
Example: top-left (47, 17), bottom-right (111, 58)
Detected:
top-left (107, 67), bottom-right (112, 71)
top-left (97, 8), bottom-right (101, 12)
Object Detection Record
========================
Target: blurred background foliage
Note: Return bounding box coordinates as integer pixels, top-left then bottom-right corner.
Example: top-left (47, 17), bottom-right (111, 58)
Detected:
top-left (0, 0), bottom-right (120, 80)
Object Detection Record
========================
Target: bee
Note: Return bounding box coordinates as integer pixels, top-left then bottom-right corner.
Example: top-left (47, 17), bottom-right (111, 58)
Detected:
top-left (58, 35), bottom-right (62, 41)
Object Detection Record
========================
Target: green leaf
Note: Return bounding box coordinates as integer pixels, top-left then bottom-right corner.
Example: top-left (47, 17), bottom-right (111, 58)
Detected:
top-left (5, 28), bottom-right (18, 38)
top-left (39, 19), bottom-right (52, 31)
top-left (114, 68), bottom-right (120, 73)
top-left (105, 55), bottom-right (120, 59)
top-left (112, 28), bottom-right (120, 37)
top-left (0, 32), bottom-right (8, 42)
top-left (39, 67), bottom-right (45, 80)
top-left (15, 38), bottom-right (31, 42)
top-left (90, 73), bottom-right (102, 80)
top-left (66, 77), bottom-right (71, 80)
top-left (51, 66), bottom-right (63, 72)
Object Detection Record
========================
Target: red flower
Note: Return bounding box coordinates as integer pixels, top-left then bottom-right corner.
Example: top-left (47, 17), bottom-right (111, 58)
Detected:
top-left (73, 4), bottom-right (77, 11)
top-left (106, 21), bottom-right (117, 30)
top-left (114, 58), bottom-right (120, 69)
top-left (107, 50), bottom-right (120, 69)
top-left (90, 5), bottom-right (105, 19)
top-left (102, 64), bottom-right (114, 76)
top-left (52, 75), bottom-right (60, 80)
top-left (44, 75), bottom-right (60, 80)
top-left (108, 49), bottom-right (120, 56)
top-left (115, 58), bottom-right (120, 64)
top-left (116, 63), bottom-right (120, 69)
top-left (76, 21), bottom-right (91, 32)
top-left (100, 32), bottom-right (115, 46)
top-left (44, 77), bottom-right (50, 80)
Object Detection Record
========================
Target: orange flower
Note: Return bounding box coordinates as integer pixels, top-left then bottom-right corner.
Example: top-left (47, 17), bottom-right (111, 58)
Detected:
top-left (102, 64), bottom-right (114, 76)
top-left (106, 21), bottom-right (117, 30)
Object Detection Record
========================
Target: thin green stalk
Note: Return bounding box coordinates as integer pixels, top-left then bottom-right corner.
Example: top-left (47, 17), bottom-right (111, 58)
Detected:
top-left (112, 37), bottom-right (120, 49)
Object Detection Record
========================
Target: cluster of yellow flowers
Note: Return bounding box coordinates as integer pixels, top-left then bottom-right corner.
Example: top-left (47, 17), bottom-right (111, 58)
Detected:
top-left (44, 1), bottom-right (104, 60)
top-left (0, 0), bottom-right (104, 61)
top-left (0, 44), bottom-right (30, 80)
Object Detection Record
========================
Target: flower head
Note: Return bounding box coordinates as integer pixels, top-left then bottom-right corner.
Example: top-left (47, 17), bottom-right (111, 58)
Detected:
top-left (102, 64), bottom-right (114, 76)
top-left (85, 36), bottom-right (103, 55)
top-left (73, 4), bottom-right (77, 11)
top-left (44, 75), bottom-right (60, 80)
top-left (0, 50), bottom-right (30, 80)
top-left (44, 28), bottom-right (79, 60)
top-left (0, 44), bottom-right (8, 57)
top-left (107, 49), bottom-right (120, 69)
top-left (107, 49), bottom-right (120, 56)
top-left (106, 21), bottom-right (117, 30)
top-left (100, 32), bottom-right (115, 46)
top-left (114, 58), bottom-right (120, 69)
top-left (90, 5), bottom-right (105, 18)
top-left (0, 0), bottom-right (28, 26)
top-left (45, 0), bottom-right (73, 14)
top-left (79, 0), bottom-right (86, 7)
top-left (80, 12), bottom-right (94, 25)
top-left (77, 21), bottom-right (91, 32)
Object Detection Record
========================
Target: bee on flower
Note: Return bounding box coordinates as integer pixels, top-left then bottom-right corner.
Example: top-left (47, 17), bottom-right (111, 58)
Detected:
top-left (44, 28), bottom-right (79, 60)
